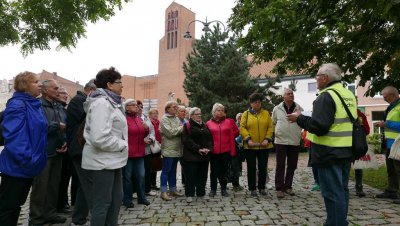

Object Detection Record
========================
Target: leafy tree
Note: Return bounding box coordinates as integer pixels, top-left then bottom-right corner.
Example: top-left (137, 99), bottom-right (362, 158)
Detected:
top-left (228, 0), bottom-right (400, 96)
top-left (0, 0), bottom-right (128, 54)
top-left (183, 25), bottom-right (281, 120)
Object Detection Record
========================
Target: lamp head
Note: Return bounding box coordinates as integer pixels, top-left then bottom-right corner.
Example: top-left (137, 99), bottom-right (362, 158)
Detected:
top-left (184, 31), bottom-right (192, 39)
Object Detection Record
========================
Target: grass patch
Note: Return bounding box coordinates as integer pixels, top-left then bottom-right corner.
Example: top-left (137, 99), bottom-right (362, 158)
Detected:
top-left (349, 166), bottom-right (387, 191)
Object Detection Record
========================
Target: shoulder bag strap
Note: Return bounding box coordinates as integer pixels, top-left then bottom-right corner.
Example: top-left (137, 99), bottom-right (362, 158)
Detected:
top-left (327, 89), bottom-right (355, 123)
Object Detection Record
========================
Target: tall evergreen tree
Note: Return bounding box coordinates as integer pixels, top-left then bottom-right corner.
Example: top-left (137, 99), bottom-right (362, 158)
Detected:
top-left (183, 25), bottom-right (280, 120)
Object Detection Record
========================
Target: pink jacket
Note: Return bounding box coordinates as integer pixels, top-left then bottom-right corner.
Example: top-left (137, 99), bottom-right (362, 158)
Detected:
top-left (206, 118), bottom-right (239, 156)
top-left (126, 113), bottom-right (148, 158)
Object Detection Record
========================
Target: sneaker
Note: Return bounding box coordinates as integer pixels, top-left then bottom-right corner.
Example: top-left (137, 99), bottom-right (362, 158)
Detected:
top-left (259, 189), bottom-right (268, 196)
top-left (209, 190), bottom-right (216, 197)
top-left (376, 192), bottom-right (398, 199)
top-left (285, 188), bottom-right (295, 196)
top-left (186, 197), bottom-right (193, 203)
top-left (277, 191), bottom-right (285, 198)
top-left (233, 185), bottom-right (244, 192)
top-left (266, 183), bottom-right (273, 190)
top-left (221, 190), bottom-right (229, 197)
top-left (250, 190), bottom-right (258, 197)
top-left (146, 191), bottom-right (157, 196)
top-left (311, 184), bottom-right (320, 191)
top-left (355, 186), bottom-right (366, 197)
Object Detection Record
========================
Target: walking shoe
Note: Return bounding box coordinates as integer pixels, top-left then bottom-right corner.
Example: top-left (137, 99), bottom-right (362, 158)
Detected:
top-left (285, 188), bottom-right (295, 196)
top-left (221, 190), bottom-right (229, 197)
top-left (266, 183), bottom-right (273, 190)
top-left (160, 192), bottom-right (172, 201)
top-left (123, 202), bottom-right (135, 208)
top-left (250, 190), bottom-right (258, 197)
top-left (277, 191), bottom-right (285, 198)
top-left (259, 189), bottom-right (268, 196)
top-left (138, 200), bottom-right (150, 206)
top-left (45, 215), bottom-right (67, 224)
top-left (169, 190), bottom-right (184, 197)
top-left (186, 197), bottom-right (193, 203)
top-left (376, 192), bottom-right (398, 199)
top-left (233, 185), bottom-right (244, 192)
top-left (355, 185), bottom-right (366, 197)
top-left (209, 190), bottom-right (216, 197)
top-left (311, 184), bottom-right (320, 191)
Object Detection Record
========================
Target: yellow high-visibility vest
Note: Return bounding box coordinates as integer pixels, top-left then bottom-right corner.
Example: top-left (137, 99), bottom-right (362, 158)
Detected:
top-left (385, 103), bottom-right (400, 140)
top-left (307, 83), bottom-right (357, 147)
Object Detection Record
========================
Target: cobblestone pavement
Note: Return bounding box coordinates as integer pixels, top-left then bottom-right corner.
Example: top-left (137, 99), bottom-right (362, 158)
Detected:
top-left (17, 153), bottom-right (400, 226)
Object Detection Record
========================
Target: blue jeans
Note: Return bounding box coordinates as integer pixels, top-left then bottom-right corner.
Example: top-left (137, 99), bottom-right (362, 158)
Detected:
top-left (160, 157), bottom-right (179, 192)
top-left (317, 160), bottom-right (351, 226)
top-left (122, 158), bottom-right (147, 203)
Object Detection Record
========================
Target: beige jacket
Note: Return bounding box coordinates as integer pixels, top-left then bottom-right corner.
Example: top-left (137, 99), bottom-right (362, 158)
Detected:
top-left (272, 102), bottom-right (303, 146)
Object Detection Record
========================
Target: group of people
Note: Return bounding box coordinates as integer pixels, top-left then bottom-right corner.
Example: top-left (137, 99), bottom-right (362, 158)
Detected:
top-left (0, 63), bottom-right (400, 226)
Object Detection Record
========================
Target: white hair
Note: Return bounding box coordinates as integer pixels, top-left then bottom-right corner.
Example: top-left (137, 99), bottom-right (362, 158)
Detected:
top-left (282, 87), bottom-right (293, 95)
top-left (189, 107), bottom-right (201, 117)
top-left (318, 63), bottom-right (342, 82)
top-left (211, 103), bottom-right (224, 117)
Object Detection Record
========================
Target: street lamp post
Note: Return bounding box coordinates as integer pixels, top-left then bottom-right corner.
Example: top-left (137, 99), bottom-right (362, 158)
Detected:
top-left (183, 18), bottom-right (226, 39)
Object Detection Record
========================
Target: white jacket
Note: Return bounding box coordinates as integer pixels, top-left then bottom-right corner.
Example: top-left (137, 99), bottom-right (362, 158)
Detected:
top-left (272, 102), bottom-right (303, 146)
top-left (82, 89), bottom-right (128, 170)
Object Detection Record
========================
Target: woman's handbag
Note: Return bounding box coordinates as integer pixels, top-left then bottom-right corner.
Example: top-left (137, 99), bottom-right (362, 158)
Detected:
top-left (149, 140), bottom-right (161, 154)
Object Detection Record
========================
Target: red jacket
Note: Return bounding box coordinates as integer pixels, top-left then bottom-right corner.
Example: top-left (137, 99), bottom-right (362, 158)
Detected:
top-left (150, 118), bottom-right (161, 143)
top-left (357, 109), bottom-right (370, 135)
top-left (206, 118), bottom-right (239, 156)
top-left (126, 113), bottom-right (148, 158)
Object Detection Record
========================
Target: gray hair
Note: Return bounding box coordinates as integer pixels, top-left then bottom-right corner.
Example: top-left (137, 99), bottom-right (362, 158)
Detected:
top-left (164, 101), bottom-right (177, 113)
top-left (124, 98), bottom-right (137, 108)
top-left (41, 79), bottom-right (56, 89)
top-left (282, 87), bottom-right (293, 95)
top-left (189, 107), bottom-right (201, 117)
top-left (177, 105), bottom-right (186, 112)
top-left (318, 63), bottom-right (342, 82)
top-left (211, 103), bottom-right (225, 117)
top-left (236, 112), bottom-right (242, 121)
top-left (84, 79), bottom-right (96, 90)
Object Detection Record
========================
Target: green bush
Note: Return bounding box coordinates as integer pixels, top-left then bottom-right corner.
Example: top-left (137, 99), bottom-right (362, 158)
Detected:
top-left (350, 166), bottom-right (387, 191)
top-left (367, 133), bottom-right (382, 154)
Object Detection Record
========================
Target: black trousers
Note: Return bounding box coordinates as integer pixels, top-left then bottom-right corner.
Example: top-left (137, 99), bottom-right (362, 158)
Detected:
top-left (245, 149), bottom-right (270, 191)
top-left (0, 174), bottom-right (33, 226)
top-left (184, 161), bottom-right (209, 197)
top-left (210, 152), bottom-right (230, 191)
top-left (58, 153), bottom-right (72, 209)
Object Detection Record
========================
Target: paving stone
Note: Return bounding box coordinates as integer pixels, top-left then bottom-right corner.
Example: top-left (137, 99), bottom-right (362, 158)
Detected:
top-left (15, 153), bottom-right (397, 226)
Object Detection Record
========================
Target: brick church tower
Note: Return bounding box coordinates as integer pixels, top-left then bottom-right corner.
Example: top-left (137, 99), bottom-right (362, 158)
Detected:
top-left (157, 2), bottom-right (195, 109)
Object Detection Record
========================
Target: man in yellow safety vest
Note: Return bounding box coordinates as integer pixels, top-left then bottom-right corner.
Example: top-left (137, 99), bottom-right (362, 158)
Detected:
top-left (287, 63), bottom-right (357, 226)
top-left (374, 86), bottom-right (400, 203)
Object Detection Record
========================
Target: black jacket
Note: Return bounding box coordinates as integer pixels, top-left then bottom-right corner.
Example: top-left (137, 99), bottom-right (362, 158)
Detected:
top-left (182, 119), bottom-right (213, 162)
top-left (66, 91), bottom-right (87, 158)
top-left (40, 97), bottom-right (66, 157)
top-left (296, 81), bottom-right (353, 166)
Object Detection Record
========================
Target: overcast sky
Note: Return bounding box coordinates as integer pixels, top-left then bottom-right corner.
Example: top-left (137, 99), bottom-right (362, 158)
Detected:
top-left (0, 0), bottom-right (236, 85)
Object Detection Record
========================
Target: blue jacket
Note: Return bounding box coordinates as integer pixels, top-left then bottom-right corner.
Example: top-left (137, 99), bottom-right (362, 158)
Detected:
top-left (0, 92), bottom-right (48, 178)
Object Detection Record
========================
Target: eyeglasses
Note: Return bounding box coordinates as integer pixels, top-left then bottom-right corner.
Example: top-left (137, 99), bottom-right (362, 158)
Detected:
top-left (126, 104), bottom-right (137, 107)
top-left (193, 113), bottom-right (202, 116)
top-left (113, 81), bottom-right (122, 84)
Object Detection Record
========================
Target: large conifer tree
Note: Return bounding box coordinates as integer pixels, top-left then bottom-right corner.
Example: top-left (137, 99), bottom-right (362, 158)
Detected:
top-left (183, 25), bottom-right (279, 120)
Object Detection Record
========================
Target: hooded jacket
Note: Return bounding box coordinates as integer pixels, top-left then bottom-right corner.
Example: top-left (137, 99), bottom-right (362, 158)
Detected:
top-left (0, 92), bottom-right (47, 178)
top-left (82, 88), bottom-right (128, 170)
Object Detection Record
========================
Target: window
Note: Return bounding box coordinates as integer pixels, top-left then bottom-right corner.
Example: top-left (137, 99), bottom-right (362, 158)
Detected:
top-left (308, 82), bottom-right (317, 92)
top-left (371, 111), bottom-right (385, 121)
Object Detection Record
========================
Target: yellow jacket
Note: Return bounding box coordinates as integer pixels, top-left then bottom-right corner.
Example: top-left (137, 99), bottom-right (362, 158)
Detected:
top-left (240, 109), bottom-right (274, 149)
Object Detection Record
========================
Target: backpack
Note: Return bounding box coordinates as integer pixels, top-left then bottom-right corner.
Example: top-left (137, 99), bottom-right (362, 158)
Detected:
top-left (76, 116), bottom-right (86, 147)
